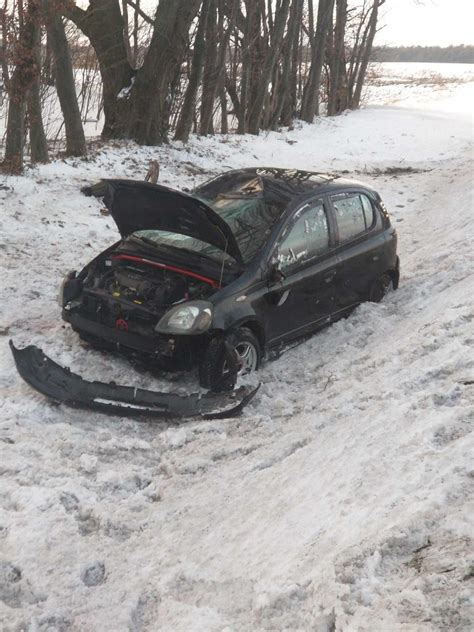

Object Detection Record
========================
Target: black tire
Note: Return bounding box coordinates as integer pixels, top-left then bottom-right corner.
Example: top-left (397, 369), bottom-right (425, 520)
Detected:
top-left (369, 272), bottom-right (393, 303)
top-left (199, 327), bottom-right (261, 393)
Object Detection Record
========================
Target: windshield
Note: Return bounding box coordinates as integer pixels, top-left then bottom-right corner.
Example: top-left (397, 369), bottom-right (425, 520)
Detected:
top-left (199, 195), bottom-right (280, 263)
top-left (132, 194), bottom-right (281, 265)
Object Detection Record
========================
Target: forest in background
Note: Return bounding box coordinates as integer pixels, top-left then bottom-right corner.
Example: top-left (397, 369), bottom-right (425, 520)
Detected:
top-left (1, 0), bottom-right (385, 174)
top-left (374, 45), bottom-right (474, 64)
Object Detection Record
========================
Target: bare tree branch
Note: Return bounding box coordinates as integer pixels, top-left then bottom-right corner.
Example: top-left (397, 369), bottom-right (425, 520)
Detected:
top-left (125, 0), bottom-right (153, 25)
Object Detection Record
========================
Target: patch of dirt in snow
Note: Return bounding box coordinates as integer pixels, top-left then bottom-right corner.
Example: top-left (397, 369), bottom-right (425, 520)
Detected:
top-left (1, 77), bottom-right (473, 630)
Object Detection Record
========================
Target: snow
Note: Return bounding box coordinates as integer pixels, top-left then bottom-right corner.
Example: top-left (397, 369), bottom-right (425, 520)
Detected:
top-left (1, 64), bottom-right (473, 630)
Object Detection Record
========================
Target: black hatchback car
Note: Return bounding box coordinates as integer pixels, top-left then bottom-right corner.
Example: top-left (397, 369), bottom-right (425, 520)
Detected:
top-left (60, 168), bottom-right (399, 391)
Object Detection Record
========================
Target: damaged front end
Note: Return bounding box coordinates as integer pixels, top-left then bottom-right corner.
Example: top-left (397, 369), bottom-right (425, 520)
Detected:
top-left (60, 249), bottom-right (219, 369)
top-left (59, 179), bottom-right (244, 372)
top-left (9, 341), bottom-right (259, 420)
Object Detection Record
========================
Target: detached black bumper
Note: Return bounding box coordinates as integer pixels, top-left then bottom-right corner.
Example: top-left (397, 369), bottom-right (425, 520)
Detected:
top-left (9, 341), bottom-right (259, 420)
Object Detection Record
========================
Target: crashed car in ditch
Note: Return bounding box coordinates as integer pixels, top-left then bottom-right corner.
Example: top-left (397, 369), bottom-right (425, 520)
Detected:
top-left (57, 168), bottom-right (399, 393)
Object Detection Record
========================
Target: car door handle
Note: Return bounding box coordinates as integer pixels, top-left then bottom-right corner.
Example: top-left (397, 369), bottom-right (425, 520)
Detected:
top-left (371, 255), bottom-right (380, 261)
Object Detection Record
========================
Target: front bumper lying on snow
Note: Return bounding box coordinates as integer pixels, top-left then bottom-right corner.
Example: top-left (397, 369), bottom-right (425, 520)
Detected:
top-left (9, 341), bottom-right (259, 420)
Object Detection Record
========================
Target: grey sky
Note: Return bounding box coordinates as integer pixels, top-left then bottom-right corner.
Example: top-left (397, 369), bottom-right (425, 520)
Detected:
top-left (376, 0), bottom-right (474, 47)
top-left (77, 0), bottom-right (474, 47)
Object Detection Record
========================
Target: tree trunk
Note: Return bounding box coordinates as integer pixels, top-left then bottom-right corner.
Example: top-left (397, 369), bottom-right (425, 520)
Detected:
top-left (247, 0), bottom-right (291, 135)
top-left (351, 0), bottom-right (384, 109)
top-left (0, 6), bottom-right (11, 91)
top-left (3, 100), bottom-right (26, 174)
top-left (247, 2), bottom-right (266, 128)
top-left (219, 85), bottom-right (228, 133)
top-left (45, 5), bottom-right (86, 156)
top-left (121, 0), bottom-right (133, 66)
top-left (199, 0), bottom-right (218, 135)
top-left (300, 0), bottom-right (335, 122)
top-left (64, 0), bottom-right (134, 139)
top-left (28, 85), bottom-right (49, 163)
top-left (132, 0), bottom-right (140, 66)
top-left (273, 0), bottom-right (303, 129)
top-left (327, 0), bottom-right (348, 116)
top-left (174, 0), bottom-right (211, 142)
top-left (1, 0), bottom-right (42, 173)
top-left (113, 0), bottom-right (201, 144)
top-left (346, 2), bottom-right (371, 101)
top-left (199, 0), bottom-right (237, 136)
top-left (28, 5), bottom-right (48, 163)
top-left (281, 0), bottom-right (303, 126)
top-left (237, 1), bottom-right (258, 134)
top-left (225, 72), bottom-right (240, 117)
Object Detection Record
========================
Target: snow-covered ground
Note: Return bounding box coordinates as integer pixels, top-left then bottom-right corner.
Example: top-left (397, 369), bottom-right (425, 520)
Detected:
top-left (0, 66), bottom-right (473, 631)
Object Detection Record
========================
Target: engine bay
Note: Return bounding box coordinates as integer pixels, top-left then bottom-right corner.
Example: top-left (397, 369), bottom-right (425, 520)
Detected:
top-left (82, 255), bottom-right (216, 313)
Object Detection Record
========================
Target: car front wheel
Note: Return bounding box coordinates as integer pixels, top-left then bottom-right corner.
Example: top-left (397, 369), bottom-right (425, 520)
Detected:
top-left (199, 327), bottom-right (261, 392)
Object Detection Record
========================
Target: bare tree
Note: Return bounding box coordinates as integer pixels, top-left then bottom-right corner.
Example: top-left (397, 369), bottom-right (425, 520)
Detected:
top-left (272, 0), bottom-right (303, 128)
top-left (199, 0), bottom-right (218, 135)
top-left (327, 0), bottom-right (348, 116)
top-left (247, 0), bottom-right (291, 135)
top-left (114, 0), bottom-right (201, 144)
top-left (27, 1), bottom-right (48, 162)
top-left (237, 0), bottom-right (259, 133)
top-left (63, 0), bottom-right (135, 139)
top-left (1, 0), bottom-right (44, 173)
top-left (199, 0), bottom-right (238, 135)
top-left (301, 0), bottom-right (335, 122)
top-left (0, 0), bottom-right (386, 160)
top-left (349, 0), bottom-right (385, 109)
top-left (174, 0), bottom-right (212, 142)
top-left (45, 1), bottom-right (86, 156)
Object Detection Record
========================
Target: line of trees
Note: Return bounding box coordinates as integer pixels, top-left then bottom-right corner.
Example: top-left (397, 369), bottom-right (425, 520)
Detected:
top-left (0, 0), bottom-right (385, 174)
top-left (374, 45), bottom-right (474, 64)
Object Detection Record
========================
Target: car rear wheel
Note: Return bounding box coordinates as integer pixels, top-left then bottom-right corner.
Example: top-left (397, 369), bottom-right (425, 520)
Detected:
top-left (369, 273), bottom-right (393, 303)
top-left (199, 327), bottom-right (261, 392)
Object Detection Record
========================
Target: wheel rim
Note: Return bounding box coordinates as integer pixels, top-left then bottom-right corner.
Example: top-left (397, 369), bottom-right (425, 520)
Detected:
top-left (235, 342), bottom-right (258, 374)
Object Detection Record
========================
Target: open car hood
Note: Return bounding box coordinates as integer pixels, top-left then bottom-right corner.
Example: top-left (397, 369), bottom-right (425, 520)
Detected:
top-left (103, 179), bottom-right (243, 264)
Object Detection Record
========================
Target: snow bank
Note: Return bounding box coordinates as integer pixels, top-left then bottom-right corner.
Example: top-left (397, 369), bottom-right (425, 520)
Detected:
top-left (0, 66), bottom-right (473, 631)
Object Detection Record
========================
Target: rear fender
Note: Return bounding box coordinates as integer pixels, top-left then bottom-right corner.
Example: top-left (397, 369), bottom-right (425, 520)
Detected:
top-left (390, 256), bottom-right (400, 289)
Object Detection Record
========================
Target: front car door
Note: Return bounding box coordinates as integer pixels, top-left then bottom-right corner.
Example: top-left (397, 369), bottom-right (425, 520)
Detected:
top-left (263, 197), bottom-right (339, 346)
top-left (328, 190), bottom-right (388, 313)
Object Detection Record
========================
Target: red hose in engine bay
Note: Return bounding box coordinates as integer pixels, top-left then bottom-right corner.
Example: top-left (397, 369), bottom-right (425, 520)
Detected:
top-left (111, 254), bottom-right (220, 289)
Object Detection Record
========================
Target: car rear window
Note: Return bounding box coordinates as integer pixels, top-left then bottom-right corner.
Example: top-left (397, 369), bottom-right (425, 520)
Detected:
top-left (331, 192), bottom-right (375, 242)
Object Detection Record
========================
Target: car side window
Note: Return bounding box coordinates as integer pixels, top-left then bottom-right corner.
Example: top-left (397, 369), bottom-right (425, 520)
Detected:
top-left (277, 200), bottom-right (329, 270)
top-left (331, 192), bottom-right (377, 243)
top-left (361, 194), bottom-right (375, 228)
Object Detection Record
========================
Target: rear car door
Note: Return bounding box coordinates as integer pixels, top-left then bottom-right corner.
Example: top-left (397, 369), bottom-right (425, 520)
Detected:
top-left (264, 198), bottom-right (338, 345)
top-left (328, 190), bottom-right (387, 312)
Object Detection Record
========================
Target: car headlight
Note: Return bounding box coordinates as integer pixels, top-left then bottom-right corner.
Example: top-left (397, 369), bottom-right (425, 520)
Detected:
top-left (58, 271), bottom-right (77, 307)
top-left (155, 301), bottom-right (213, 335)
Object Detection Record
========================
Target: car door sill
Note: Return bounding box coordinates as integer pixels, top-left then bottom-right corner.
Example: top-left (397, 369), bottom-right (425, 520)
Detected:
top-left (267, 302), bottom-right (361, 347)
